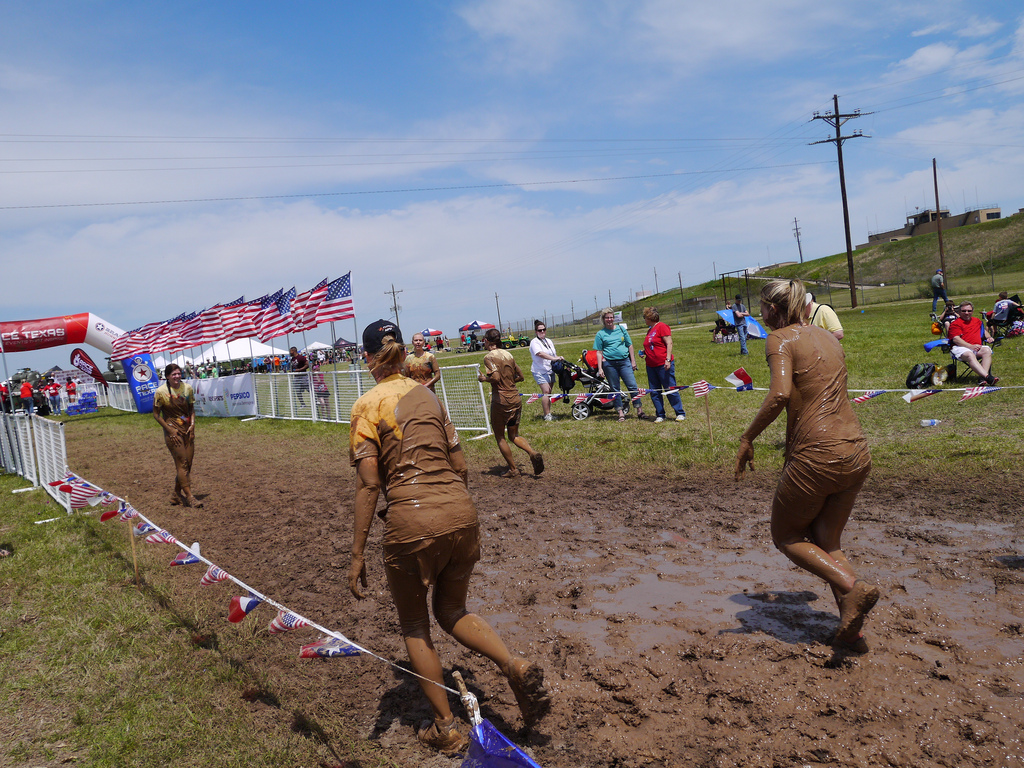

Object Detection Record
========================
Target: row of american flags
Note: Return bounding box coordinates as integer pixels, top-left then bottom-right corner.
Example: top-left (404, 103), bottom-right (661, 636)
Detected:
top-left (112, 273), bottom-right (354, 358)
top-left (48, 472), bottom-right (363, 658)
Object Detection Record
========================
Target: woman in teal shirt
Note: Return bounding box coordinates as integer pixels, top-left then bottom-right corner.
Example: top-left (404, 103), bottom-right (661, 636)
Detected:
top-left (594, 309), bottom-right (644, 421)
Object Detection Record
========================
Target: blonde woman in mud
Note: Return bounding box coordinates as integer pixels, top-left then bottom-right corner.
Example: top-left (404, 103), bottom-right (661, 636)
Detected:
top-left (348, 320), bottom-right (550, 755)
top-left (734, 279), bottom-right (879, 653)
top-left (152, 363), bottom-right (203, 508)
top-left (402, 331), bottom-right (441, 391)
top-left (478, 328), bottom-right (545, 478)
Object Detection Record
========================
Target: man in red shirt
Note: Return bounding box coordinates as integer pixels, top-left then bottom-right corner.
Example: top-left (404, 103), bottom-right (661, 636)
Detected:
top-left (947, 301), bottom-right (998, 385)
top-left (20, 380), bottom-right (35, 415)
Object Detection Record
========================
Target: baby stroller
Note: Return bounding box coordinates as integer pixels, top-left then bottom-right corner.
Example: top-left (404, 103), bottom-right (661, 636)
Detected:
top-left (562, 350), bottom-right (633, 420)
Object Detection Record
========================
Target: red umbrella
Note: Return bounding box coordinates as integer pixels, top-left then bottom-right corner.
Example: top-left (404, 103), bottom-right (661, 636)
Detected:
top-left (459, 321), bottom-right (495, 332)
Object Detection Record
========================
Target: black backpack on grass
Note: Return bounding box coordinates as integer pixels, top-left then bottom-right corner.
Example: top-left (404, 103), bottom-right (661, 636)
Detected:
top-left (906, 363), bottom-right (936, 389)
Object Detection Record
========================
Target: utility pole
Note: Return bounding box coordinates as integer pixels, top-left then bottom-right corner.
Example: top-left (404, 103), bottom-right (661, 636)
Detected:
top-left (494, 292), bottom-right (503, 334)
top-left (932, 158), bottom-right (948, 289)
top-left (812, 95), bottom-right (871, 308)
top-left (654, 267), bottom-right (659, 295)
top-left (793, 217), bottom-right (804, 263)
top-left (385, 284), bottom-right (403, 326)
top-left (608, 290), bottom-right (612, 309)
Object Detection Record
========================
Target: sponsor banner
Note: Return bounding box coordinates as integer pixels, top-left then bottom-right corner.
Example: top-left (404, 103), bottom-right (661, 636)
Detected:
top-left (70, 347), bottom-right (110, 390)
top-left (0, 313), bottom-right (124, 354)
top-left (191, 373), bottom-right (257, 418)
top-left (121, 354), bottom-right (159, 414)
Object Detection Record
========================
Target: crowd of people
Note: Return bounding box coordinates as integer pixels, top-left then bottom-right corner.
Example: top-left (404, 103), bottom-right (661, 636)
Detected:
top-left (1, 375), bottom-right (80, 416)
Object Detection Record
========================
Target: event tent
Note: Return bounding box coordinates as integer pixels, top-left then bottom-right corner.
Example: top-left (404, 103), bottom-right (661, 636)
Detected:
top-left (715, 311), bottom-right (768, 340)
top-left (421, 328), bottom-right (444, 336)
top-left (190, 339), bottom-right (289, 364)
top-left (459, 321), bottom-right (495, 331)
top-left (302, 341), bottom-right (333, 352)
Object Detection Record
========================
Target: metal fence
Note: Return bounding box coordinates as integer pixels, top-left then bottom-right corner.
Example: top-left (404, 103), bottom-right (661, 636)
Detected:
top-left (253, 364), bottom-right (491, 435)
top-left (31, 415), bottom-right (71, 512)
top-left (105, 382), bottom-right (138, 412)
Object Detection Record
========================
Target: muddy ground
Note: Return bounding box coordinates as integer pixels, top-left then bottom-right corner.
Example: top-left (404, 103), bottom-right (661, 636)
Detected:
top-left (65, 419), bottom-right (1023, 768)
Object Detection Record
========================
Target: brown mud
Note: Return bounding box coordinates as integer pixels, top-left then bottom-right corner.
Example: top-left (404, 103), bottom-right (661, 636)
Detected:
top-left (65, 422), bottom-right (1023, 767)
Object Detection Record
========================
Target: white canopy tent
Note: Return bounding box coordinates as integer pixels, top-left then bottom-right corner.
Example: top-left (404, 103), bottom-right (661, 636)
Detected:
top-left (188, 339), bottom-right (289, 365)
top-left (302, 341), bottom-right (333, 353)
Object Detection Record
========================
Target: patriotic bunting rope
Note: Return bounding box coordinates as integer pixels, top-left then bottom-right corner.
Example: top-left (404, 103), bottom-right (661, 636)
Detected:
top-left (61, 474), bottom-right (467, 704)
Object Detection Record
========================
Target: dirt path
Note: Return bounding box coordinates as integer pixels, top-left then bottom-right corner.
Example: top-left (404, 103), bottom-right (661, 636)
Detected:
top-left (66, 420), bottom-right (1024, 767)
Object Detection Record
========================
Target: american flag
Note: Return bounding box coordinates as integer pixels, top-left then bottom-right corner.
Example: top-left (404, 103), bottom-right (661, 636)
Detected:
top-left (253, 291), bottom-right (281, 340)
top-left (692, 380), bottom-right (711, 397)
top-left (234, 295), bottom-right (267, 339)
top-left (269, 610), bottom-right (310, 634)
top-left (228, 594), bottom-right (263, 623)
top-left (852, 390), bottom-right (886, 404)
top-left (632, 388), bottom-right (648, 400)
top-left (902, 388), bottom-right (942, 403)
top-left (300, 635), bottom-right (362, 658)
top-left (294, 279), bottom-right (329, 332)
top-left (51, 473), bottom-right (104, 508)
top-left (171, 548), bottom-right (202, 566)
top-left (134, 521), bottom-right (157, 537)
top-left (526, 393), bottom-right (540, 404)
top-left (163, 311), bottom-right (196, 352)
top-left (200, 565), bottom-right (230, 586)
top-left (958, 385), bottom-right (1000, 403)
top-left (316, 273), bottom-right (354, 324)
top-left (258, 287), bottom-right (296, 341)
top-left (145, 530), bottom-right (178, 545)
top-left (118, 502), bottom-right (139, 522)
top-left (196, 306), bottom-right (226, 345)
top-left (215, 296), bottom-right (247, 341)
top-left (574, 393), bottom-right (588, 404)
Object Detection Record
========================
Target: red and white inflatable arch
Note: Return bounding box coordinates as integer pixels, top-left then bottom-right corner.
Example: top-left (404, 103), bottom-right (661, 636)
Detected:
top-left (0, 313), bottom-right (125, 355)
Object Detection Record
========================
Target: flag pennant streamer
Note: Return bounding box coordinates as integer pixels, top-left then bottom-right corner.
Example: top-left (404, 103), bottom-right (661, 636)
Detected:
top-left (959, 386), bottom-right (1001, 403)
top-left (145, 529), bottom-right (178, 545)
top-left (692, 380), bottom-right (712, 398)
top-left (134, 521), bottom-right (157, 536)
top-left (269, 610), bottom-right (310, 635)
top-left (228, 594), bottom-right (263, 623)
top-left (200, 564), bottom-right (230, 586)
top-left (299, 635), bottom-right (362, 658)
top-left (171, 544), bottom-right (201, 567)
top-left (902, 388), bottom-right (942, 403)
top-left (526, 394), bottom-right (540, 404)
top-left (549, 394), bottom-right (564, 403)
top-left (100, 505), bottom-right (123, 522)
top-left (852, 390), bottom-right (886, 404)
top-left (51, 473), bottom-right (105, 508)
top-left (464, 719), bottom-right (544, 768)
top-left (631, 388), bottom-right (648, 401)
top-left (574, 393), bottom-right (588, 404)
top-left (725, 368), bottom-right (754, 391)
top-left (118, 502), bottom-right (139, 522)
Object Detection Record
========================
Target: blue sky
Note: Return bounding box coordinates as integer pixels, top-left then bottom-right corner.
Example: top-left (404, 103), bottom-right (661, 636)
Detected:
top-left (3, 1), bottom-right (1024, 372)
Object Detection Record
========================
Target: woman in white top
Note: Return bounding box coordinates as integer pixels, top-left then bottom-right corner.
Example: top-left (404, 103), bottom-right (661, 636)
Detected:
top-left (528, 319), bottom-right (564, 422)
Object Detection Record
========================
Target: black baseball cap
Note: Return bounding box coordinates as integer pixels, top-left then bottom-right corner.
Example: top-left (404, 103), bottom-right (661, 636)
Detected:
top-left (362, 319), bottom-right (403, 354)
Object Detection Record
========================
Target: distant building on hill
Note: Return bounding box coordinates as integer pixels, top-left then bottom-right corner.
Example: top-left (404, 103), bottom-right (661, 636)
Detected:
top-left (860, 205), bottom-right (1001, 248)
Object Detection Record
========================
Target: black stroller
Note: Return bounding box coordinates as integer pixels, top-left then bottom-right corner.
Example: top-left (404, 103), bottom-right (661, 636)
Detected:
top-left (559, 350), bottom-right (634, 420)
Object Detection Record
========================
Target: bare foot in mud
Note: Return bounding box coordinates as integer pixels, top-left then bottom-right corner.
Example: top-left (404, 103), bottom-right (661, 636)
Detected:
top-left (836, 580), bottom-right (880, 644)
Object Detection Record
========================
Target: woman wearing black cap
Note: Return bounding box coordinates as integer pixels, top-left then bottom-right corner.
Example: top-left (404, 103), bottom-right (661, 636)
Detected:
top-left (348, 320), bottom-right (550, 755)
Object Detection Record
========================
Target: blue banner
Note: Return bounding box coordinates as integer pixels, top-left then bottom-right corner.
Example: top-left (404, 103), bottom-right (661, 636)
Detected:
top-left (121, 354), bottom-right (159, 414)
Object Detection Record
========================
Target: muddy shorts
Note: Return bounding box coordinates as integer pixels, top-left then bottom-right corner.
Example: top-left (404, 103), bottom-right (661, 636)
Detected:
top-left (772, 449), bottom-right (871, 527)
top-left (491, 401), bottom-right (521, 428)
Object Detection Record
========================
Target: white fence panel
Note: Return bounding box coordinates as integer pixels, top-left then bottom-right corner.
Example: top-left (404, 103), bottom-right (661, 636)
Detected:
top-left (106, 383), bottom-right (138, 412)
top-left (31, 415), bottom-right (71, 512)
top-left (0, 411), bottom-right (23, 474)
top-left (252, 364), bottom-right (490, 434)
top-left (1, 413), bottom-right (38, 486)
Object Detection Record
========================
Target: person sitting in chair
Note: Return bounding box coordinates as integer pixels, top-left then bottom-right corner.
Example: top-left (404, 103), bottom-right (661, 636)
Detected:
top-left (986, 292), bottom-right (1023, 337)
top-left (948, 301), bottom-right (998, 386)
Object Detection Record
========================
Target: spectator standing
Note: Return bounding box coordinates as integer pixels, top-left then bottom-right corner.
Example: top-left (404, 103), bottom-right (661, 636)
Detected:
top-left (931, 269), bottom-right (948, 312)
top-left (45, 380), bottom-right (62, 416)
top-left (736, 278), bottom-right (878, 653)
top-left (19, 380), bottom-right (34, 415)
top-left (348, 319), bottom-right (550, 754)
top-left (806, 293), bottom-right (844, 341)
top-left (289, 346), bottom-right (310, 406)
top-left (478, 329), bottom-right (544, 477)
top-left (528, 319), bottom-right (563, 422)
top-left (641, 308), bottom-right (686, 422)
top-left (66, 378), bottom-right (77, 404)
top-left (732, 294), bottom-right (750, 355)
top-left (594, 309), bottom-right (644, 421)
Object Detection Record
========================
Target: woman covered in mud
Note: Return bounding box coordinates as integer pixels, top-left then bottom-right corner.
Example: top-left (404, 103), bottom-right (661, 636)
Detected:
top-left (478, 328), bottom-right (544, 478)
top-left (401, 331), bottom-right (441, 391)
top-left (734, 279), bottom-right (879, 653)
top-left (152, 363), bottom-right (203, 508)
top-left (348, 319), bottom-right (550, 755)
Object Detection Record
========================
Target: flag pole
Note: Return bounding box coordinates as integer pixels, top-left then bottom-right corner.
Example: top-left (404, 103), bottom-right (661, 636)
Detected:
top-left (704, 393), bottom-right (714, 448)
top-left (127, 512), bottom-right (140, 585)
